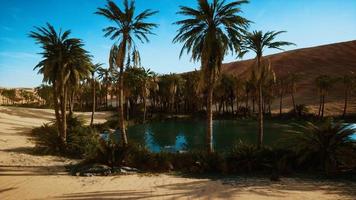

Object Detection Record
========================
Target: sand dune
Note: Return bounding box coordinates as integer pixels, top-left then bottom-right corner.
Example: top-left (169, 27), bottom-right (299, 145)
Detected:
top-left (0, 106), bottom-right (355, 199)
top-left (222, 40), bottom-right (356, 115)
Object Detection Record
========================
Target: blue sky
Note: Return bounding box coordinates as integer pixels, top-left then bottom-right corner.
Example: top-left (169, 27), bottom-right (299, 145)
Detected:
top-left (0, 0), bottom-right (356, 88)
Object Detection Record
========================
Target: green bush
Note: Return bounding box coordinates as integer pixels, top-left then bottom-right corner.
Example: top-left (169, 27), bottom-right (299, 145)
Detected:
top-left (31, 123), bottom-right (64, 155)
top-left (283, 119), bottom-right (356, 174)
top-left (31, 116), bottom-right (100, 158)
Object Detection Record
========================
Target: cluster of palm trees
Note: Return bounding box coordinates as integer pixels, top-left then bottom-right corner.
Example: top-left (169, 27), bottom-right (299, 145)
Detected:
top-left (29, 23), bottom-right (92, 144)
top-left (29, 0), bottom-right (294, 152)
top-left (315, 73), bottom-right (356, 118)
top-left (31, 0), bottom-right (354, 153)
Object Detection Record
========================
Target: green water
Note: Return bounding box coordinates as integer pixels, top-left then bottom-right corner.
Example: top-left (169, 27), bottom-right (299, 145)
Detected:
top-left (125, 120), bottom-right (292, 152)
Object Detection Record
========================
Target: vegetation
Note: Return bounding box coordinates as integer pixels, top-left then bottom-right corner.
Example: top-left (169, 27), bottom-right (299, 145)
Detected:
top-left (241, 30), bottom-right (295, 148)
top-left (31, 116), bottom-right (99, 158)
top-left (315, 75), bottom-right (337, 118)
top-left (29, 23), bottom-right (92, 145)
top-left (18, 0), bottom-right (355, 180)
top-left (95, 0), bottom-right (158, 147)
top-left (284, 119), bottom-right (356, 175)
top-left (173, 0), bottom-right (250, 153)
top-left (341, 73), bottom-right (356, 118)
top-left (64, 120), bottom-right (354, 176)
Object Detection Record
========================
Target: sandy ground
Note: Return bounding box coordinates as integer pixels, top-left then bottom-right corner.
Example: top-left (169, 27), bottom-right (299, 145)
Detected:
top-left (0, 106), bottom-right (355, 200)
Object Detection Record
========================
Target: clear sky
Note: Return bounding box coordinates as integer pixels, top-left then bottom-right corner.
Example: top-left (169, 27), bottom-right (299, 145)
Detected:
top-left (0, 0), bottom-right (355, 88)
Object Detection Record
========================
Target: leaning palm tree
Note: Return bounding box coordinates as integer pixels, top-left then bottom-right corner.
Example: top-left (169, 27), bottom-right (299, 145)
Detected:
top-left (174, 0), bottom-right (250, 153)
top-left (96, 0), bottom-right (158, 146)
top-left (241, 30), bottom-right (295, 148)
top-left (30, 23), bottom-right (91, 144)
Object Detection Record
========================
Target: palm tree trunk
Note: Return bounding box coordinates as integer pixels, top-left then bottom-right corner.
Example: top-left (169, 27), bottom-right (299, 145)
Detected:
top-left (143, 95), bottom-right (147, 122)
top-left (246, 92), bottom-right (249, 110)
top-left (257, 83), bottom-right (263, 148)
top-left (126, 99), bottom-right (130, 121)
top-left (279, 89), bottom-right (283, 116)
top-left (106, 84), bottom-right (108, 109)
top-left (118, 67), bottom-right (128, 145)
top-left (342, 89), bottom-right (348, 118)
top-left (291, 83), bottom-right (296, 112)
top-left (236, 95), bottom-right (239, 111)
top-left (318, 93), bottom-right (322, 117)
top-left (117, 38), bottom-right (128, 146)
top-left (230, 96), bottom-right (234, 114)
top-left (52, 82), bottom-right (61, 137)
top-left (321, 94), bottom-right (325, 118)
top-left (90, 78), bottom-right (95, 126)
top-left (60, 82), bottom-right (67, 144)
top-left (207, 82), bottom-right (214, 153)
top-left (69, 90), bottom-right (75, 117)
top-left (257, 55), bottom-right (264, 149)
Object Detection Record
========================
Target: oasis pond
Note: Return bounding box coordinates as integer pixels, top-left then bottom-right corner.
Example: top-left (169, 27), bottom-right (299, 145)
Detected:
top-left (100, 120), bottom-right (356, 153)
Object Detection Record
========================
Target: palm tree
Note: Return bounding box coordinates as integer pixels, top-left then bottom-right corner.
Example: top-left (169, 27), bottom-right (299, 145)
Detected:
top-left (341, 73), bottom-right (355, 118)
top-left (139, 68), bottom-right (155, 122)
top-left (276, 77), bottom-right (286, 116)
top-left (315, 75), bottom-right (336, 118)
top-left (90, 63), bottom-right (102, 126)
top-left (234, 75), bottom-right (244, 112)
top-left (287, 72), bottom-right (302, 113)
top-left (35, 84), bottom-right (53, 106)
top-left (30, 23), bottom-right (90, 144)
top-left (67, 58), bottom-right (92, 116)
top-left (97, 66), bottom-right (111, 109)
top-left (241, 30), bottom-right (295, 148)
top-left (96, 0), bottom-right (158, 146)
top-left (174, 0), bottom-right (250, 153)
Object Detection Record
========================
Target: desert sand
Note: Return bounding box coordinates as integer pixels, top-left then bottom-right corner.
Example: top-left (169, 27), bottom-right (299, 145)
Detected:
top-left (0, 106), bottom-right (355, 200)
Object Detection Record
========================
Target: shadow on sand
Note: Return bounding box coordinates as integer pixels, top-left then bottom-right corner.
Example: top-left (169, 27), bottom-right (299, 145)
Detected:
top-left (0, 165), bottom-right (68, 177)
top-left (54, 176), bottom-right (356, 199)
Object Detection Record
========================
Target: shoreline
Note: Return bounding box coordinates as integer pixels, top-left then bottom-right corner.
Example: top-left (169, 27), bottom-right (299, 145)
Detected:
top-left (0, 106), bottom-right (355, 199)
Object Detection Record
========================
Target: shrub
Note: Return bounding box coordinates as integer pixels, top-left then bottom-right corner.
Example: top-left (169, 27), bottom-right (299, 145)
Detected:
top-left (291, 104), bottom-right (311, 117)
top-left (283, 119), bottom-right (356, 174)
top-left (31, 123), bottom-right (64, 155)
top-left (31, 116), bottom-right (100, 158)
top-left (226, 141), bottom-right (263, 173)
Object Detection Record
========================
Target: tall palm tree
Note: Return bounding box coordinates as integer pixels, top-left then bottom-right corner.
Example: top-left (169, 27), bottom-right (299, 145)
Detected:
top-left (96, 0), bottom-right (158, 146)
top-left (30, 23), bottom-right (90, 144)
top-left (90, 63), bottom-right (102, 126)
top-left (241, 30), bottom-right (294, 148)
top-left (173, 0), bottom-right (250, 153)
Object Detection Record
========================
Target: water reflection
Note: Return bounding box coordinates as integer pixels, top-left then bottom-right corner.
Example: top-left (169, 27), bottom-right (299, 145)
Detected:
top-left (102, 121), bottom-right (356, 152)
top-left (346, 123), bottom-right (356, 140)
top-left (125, 120), bottom-right (291, 152)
